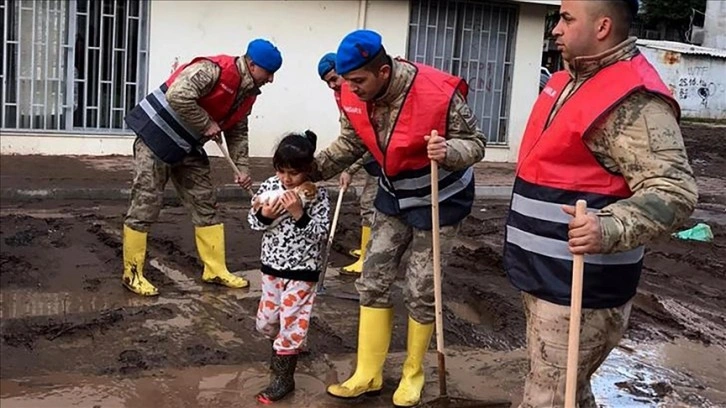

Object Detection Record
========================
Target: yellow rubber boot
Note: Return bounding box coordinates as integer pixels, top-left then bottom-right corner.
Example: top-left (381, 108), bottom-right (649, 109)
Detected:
top-left (392, 316), bottom-right (434, 407)
top-left (195, 224), bottom-right (249, 288)
top-left (327, 306), bottom-right (393, 398)
top-left (341, 226), bottom-right (370, 275)
top-left (122, 225), bottom-right (159, 296)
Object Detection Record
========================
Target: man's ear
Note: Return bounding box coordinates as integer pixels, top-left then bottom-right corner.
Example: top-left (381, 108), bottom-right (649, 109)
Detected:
top-left (379, 64), bottom-right (391, 79)
top-left (596, 16), bottom-right (613, 41)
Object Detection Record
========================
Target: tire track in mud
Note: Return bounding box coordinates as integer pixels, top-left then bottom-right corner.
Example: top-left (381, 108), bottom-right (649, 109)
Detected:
top-left (88, 220), bottom-right (204, 293)
top-left (3, 201), bottom-right (726, 390)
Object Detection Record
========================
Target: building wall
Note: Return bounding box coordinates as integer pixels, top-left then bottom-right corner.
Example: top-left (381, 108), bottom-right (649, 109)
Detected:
top-left (147, 0), bottom-right (410, 158)
top-left (703, 0), bottom-right (726, 50)
top-left (490, 1), bottom-right (548, 162)
top-left (2, 0), bottom-right (547, 164)
top-left (639, 47), bottom-right (726, 120)
top-left (1, 0), bottom-right (410, 157)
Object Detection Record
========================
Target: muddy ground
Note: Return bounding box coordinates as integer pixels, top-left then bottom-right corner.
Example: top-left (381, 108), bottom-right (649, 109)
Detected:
top-left (1, 123), bottom-right (725, 407)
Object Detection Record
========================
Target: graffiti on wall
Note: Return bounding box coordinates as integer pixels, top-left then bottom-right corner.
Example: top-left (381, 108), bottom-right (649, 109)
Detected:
top-left (641, 44), bottom-right (726, 119)
top-left (676, 66), bottom-right (724, 108)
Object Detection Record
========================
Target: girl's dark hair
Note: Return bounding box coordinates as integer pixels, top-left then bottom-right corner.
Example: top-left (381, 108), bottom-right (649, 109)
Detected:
top-left (272, 130), bottom-right (318, 172)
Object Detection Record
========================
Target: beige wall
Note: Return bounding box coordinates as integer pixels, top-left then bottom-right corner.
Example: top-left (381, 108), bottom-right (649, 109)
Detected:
top-left (639, 46), bottom-right (726, 120)
top-left (703, 0), bottom-right (726, 50)
top-left (2, 0), bottom-right (548, 165)
top-left (147, 0), bottom-right (409, 158)
top-left (491, 1), bottom-right (548, 162)
top-left (1, 1), bottom-right (410, 157)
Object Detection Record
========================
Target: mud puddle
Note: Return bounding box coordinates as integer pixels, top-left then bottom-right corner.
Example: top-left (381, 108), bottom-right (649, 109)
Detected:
top-left (1, 338), bottom-right (723, 407)
top-left (2, 196), bottom-right (726, 406)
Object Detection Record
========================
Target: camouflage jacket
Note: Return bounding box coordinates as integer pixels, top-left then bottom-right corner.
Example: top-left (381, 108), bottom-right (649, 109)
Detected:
top-left (165, 57), bottom-right (259, 173)
top-left (314, 58), bottom-right (486, 181)
top-left (345, 152), bottom-right (373, 177)
top-left (554, 38), bottom-right (698, 253)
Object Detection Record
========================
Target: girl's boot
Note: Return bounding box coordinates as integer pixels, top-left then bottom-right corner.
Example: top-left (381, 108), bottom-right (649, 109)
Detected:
top-left (256, 353), bottom-right (297, 404)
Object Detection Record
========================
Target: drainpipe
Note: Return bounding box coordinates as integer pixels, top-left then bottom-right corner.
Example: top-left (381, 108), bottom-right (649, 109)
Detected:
top-left (358, 0), bottom-right (368, 28)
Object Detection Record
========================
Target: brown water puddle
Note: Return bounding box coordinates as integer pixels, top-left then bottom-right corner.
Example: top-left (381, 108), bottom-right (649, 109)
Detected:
top-left (2, 339), bottom-right (724, 408)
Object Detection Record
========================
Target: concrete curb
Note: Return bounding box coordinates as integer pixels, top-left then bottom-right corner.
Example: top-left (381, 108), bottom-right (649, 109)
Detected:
top-left (0, 185), bottom-right (513, 202)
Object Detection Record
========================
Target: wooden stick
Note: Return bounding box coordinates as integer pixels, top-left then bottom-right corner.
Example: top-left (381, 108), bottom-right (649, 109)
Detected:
top-left (317, 186), bottom-right (346, 293)
top-left (564, 199), bottom-right (588, 408)
top-left (215, 134), bottom-right (253, 195)
top-left (430, 130), bottom-right (447, 397)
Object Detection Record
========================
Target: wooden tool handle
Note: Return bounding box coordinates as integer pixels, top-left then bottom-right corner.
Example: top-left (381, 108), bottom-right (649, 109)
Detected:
top-left (564, 199), bottom-right (587, 408)
top-left (317, 186), bottom-right (346, 292)
top-left (215, 135), bottom-right (253, 195)
top-left (430, 129), bottom-right (447, 397)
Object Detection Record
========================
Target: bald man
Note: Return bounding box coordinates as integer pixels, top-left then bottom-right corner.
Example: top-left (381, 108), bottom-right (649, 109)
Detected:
top-left (503, 1), bottom-right (697, 406)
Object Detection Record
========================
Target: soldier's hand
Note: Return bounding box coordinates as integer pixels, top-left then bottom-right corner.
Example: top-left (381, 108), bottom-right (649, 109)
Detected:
top-left (339, 172), bottom-right (352, 189)
top-left (261, 198), bottom-right (285, 219)
top-left (204, 121), bottom-right (222, 140)
top-left (425, 131), bottom-right (447, 162)
top-left (563, 205), bottom-right (602, 254)
top-left (235, 172), bottom-right (252, 189)
top-left (280, 191), bottom-right (304, 220)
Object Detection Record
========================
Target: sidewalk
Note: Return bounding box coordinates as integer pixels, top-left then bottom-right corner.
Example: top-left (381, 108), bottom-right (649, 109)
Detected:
top-left (0, 155), bottom-right (515, 201)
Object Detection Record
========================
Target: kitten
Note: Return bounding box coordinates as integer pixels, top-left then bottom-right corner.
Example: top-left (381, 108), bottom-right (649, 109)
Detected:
top-left (252, 181), bottom-right (317, 227)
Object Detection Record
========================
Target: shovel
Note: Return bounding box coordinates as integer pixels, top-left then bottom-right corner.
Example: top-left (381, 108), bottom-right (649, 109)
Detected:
top-left (316, 186), bottom-right (359, 301)
top-left (564, 199), bottom-right (588, 408)
top-left (424, 130), bottom-right (510, 408)
top-left (317, 186), bottom-right (345, 293)
top-left (215, 132), bottom-right (254, 196)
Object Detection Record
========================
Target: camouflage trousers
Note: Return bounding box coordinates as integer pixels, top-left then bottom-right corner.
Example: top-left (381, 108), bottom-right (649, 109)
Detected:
top-left (519, 293), bottom-right (632, 408)
top-left (358, 174), bottom-right (377, 227)
top-left (125, 137), bottom-right (218, 232)
top-left (355, 210), bottom-right (460, 324)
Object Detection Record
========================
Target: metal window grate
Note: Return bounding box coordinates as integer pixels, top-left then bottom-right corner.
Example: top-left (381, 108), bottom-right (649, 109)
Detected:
top-left (407, 0), bottom-right (518, 145)
top-left (0, 0), bottom-right (149, 132)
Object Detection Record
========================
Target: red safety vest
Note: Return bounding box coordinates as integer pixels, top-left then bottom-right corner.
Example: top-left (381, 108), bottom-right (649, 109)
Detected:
top-left (516, 53), bottom-right (680, 197)
top-left (166, 55), bottom-right (257, 131)
top-left (339, 60), bottom-right (468, 177)
top-left (334, 90), bottom-right (342, 111)
top-left (504, 53), bottom-right (680, 309)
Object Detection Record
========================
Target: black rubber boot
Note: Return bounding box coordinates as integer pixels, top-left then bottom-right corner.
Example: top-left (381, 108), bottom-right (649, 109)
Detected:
top-left (256, 353), bottom-right (297, 404)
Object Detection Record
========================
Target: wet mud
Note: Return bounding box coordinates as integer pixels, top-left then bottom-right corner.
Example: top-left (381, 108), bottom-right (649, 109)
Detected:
top-left (1, 124), bottom-right (725, 407)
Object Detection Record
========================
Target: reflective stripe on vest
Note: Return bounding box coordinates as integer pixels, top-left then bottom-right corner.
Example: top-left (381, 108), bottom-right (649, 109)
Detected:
top-left (341, 59), bottom-right (472, 211)
top-left (504, 178), bottom-right (644, 309)
top-left (141, 86), bottom-right (201, 147)
top-left (504, 53), bottom-right (677, 309)
top-left (508, 192), bottom-right (644, 265)
top-left (125, 55), bottom-right (254, 164)
top-left (125, 84), bottom-right (204, 163)
top-left (379, 166), bottom-right (474, 210)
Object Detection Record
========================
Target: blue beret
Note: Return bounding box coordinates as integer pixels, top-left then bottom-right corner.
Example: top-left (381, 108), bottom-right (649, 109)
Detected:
top-left (246, 38), bottom-right (282, 73)
top-left (336, 29), bottom-right (383, 76)
top-left (318, 52), bottom-right (337, 79)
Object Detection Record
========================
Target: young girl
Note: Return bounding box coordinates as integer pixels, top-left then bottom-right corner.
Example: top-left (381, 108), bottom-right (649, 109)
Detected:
top-left (248, 130), bottom-right (330, 404)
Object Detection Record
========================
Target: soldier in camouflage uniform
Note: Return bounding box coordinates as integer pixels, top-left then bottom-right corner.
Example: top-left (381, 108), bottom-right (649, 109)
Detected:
top-left (317, 52), bottom-right (377, 274)
top-left (314, 30), bottom-right (486, 407)
top-left (121, 39), bottom-right (282, 296)
top-left (503, 1), bottom-right (698, 407)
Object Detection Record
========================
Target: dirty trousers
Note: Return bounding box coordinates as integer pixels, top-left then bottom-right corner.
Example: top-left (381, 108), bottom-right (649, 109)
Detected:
top-left (256, 273), bottom-right (317, 354)
top-left (519, 292), bottom-right (632, 408)
top-left (358, 174), bottom-right (377, 227)
top-left (355, 210), bottom-right (459, 324)
top-left (125, 137), bottom-right (218, 231)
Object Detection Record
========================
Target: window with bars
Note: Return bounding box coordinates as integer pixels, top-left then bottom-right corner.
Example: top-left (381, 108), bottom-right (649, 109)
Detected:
top-left (0, 0), bottom-right (149, 132)
top-left (407, 0), bottom-right (518, 145)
